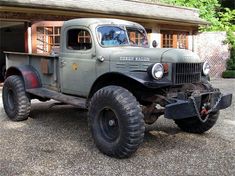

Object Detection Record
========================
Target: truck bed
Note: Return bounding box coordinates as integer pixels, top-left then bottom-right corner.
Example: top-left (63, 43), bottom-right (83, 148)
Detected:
top-left (4, 51), bottom-right (60, 91)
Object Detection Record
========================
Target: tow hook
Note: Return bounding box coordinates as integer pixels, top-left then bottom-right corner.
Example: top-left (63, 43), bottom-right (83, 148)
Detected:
top-left (200, 107), bottom-right (208, 116)
top-left (191, 97), bottom-right (210, 123)
top-left (201, 103), bottom-right (210, 114)
top-left (200, 103), bottom-right (210, 121)
top-left (192, 93), bottom-right (223, 123)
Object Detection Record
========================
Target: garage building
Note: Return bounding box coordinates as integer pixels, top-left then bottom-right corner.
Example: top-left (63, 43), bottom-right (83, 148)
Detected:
top-left (0, 0), bottom-right (208, 80)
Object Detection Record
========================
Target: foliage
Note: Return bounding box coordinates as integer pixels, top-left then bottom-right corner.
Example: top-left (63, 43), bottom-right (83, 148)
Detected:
top-left (217, 9), bottom-right (235, 73)
top-left (155, 0), bottom-right (222, 30)
top-left (149, 0), bottom-right (235, 31)
top-left (153, 0), bottom-right (235, 31)
top-left (222, 23), bottom-right (235, 73)
top-left (150, 0), bottom-right (235, 73)
top-left (215, 8), bottom-right (235, 31)
top-left (220, 0), bottom-right (235, 10)
top-left (222, 70), bottom-right (235, 78)
top-left (223, 40), bottom-right (235, 77)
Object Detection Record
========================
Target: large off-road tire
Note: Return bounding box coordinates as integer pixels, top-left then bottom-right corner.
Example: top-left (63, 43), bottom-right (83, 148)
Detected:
top-left (2, 75), bottom-right (31, 121)
top-left (174, 112), bottom-right (219, 134)
top-left (88, 86), bottom-right (145, 158)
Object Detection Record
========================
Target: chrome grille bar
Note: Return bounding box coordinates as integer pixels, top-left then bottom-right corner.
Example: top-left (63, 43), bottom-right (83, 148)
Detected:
top-left (173, 63), bottom-right (202, 84)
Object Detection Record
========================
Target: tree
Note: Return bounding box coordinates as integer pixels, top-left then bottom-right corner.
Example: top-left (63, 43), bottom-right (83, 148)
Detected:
top-left (149, 0), bottom-right (235, 77)
top-left (152, 0), bottom-right (221, 30)
top-left (220, 0), bottom-right (235, 10)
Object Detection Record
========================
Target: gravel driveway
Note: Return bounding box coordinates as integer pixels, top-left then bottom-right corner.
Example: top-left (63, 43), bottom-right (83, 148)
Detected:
top-left (0, 79), bottom-right (234, 176)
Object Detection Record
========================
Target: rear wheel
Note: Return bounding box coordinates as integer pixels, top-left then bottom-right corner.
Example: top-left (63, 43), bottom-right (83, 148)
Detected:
top-left (2, 75), bottom-right (31, 121)
top-left (88, 86), bottom-right (145, 158)
top-left (174, 111), bottom-right (219, 134)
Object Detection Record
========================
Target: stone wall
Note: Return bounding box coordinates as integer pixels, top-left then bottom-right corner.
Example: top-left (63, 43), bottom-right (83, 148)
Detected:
top-left (194, 32), bottom-right (230, 78)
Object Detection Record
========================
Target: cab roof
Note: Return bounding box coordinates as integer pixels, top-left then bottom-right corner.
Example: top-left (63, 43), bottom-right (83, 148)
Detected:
top-left (63, 18), bottom-right (144, 28)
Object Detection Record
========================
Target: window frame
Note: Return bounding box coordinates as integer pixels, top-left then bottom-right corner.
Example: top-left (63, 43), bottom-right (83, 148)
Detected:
top-left (96, 25), bottom-right (129, 48)
top-left (32, 21), bottom-right (63, 54)
top-left (160, 30), bottom-right (189, 49)
top-left (95, 24), bottom-right (149, 48)
top-left (36, 26), bottom-right (61, 53)
top-left (66, 27), bottom-right (93, 52)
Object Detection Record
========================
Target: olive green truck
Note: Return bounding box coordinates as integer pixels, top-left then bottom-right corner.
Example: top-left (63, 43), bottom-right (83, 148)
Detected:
top-left (3, 18), bottom-right (232, 158)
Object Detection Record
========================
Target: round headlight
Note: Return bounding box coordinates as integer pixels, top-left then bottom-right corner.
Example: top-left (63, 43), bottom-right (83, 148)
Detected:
top-left (148, 63), bottom-right (164, 79)
top-left (203, 61), bottom-right (210, 75)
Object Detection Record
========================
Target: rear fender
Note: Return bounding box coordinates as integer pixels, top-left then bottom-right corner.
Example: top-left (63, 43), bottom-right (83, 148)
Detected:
top-left (5, 65), bottom-right (42, 89)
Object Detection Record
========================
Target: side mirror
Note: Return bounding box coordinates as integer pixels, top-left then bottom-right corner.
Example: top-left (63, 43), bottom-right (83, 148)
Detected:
top-left (152, 40), bottom-right (158, 48)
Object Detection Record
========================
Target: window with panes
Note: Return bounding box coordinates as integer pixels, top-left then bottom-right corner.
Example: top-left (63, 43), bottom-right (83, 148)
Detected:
top-left (161, 30), bottom-right (189, 49)
top-left (36, 26), bottom-right (61, 54)
top-left (67, 29), bottom-right (92, 50)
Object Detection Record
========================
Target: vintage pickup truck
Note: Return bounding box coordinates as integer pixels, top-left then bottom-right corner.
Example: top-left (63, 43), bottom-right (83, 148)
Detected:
top-left (3, 18), bottom-right (232, 158)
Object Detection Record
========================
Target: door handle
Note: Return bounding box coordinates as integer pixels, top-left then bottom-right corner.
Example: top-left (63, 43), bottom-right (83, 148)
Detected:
top-left (60, 60), bottom-right (66, 67)
top-left (97, 56), bottom-right (105, 62)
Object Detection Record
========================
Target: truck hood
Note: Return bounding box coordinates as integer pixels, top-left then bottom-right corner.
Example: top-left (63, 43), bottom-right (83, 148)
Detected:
top-left (108, 47), bottom-right (201, 63)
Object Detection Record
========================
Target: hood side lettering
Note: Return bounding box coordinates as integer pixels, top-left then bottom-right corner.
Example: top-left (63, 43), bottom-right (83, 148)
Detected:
top-left (120, 56), bottom-right (150, 62)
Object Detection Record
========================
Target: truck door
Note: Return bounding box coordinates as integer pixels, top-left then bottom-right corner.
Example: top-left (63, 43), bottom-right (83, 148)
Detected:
top-left (59, 27), bottom-right (96, 96)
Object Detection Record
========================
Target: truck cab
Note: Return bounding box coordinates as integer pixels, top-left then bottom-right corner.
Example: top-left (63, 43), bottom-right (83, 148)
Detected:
top-left (58, 18), bottom-right (154, 97)
top-left (2, 18), bottom-right (232, 158)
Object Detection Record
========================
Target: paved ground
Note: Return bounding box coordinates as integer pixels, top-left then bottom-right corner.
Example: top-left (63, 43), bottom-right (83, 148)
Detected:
top-left (0, 79), bottom-right (234, 176)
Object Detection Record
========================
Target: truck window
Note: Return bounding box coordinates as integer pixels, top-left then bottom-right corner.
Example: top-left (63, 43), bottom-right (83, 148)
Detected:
top-left (97, 26), bottom-right (148, 47)
top-left (67, 29), bottom-right (92, 50)
top-left (126, 27), bottom-right (148, 47)
top-left (97, 26), bottom-right (128, 46)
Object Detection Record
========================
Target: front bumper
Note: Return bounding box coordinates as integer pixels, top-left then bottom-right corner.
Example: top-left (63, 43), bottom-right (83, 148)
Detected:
top-left (164, 92), bottom-right (232, 119)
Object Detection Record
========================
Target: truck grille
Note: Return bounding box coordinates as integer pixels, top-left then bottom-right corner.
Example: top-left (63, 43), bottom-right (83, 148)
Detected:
top-left (173, 63), bottom-right (202, 84)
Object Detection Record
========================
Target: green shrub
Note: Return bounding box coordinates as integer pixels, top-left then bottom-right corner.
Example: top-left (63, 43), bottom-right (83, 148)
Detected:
top-left (225, 32), bottom-right (235, 73)
top-left (222, 70), bottom-right (235, 78)
top-left (227, 60), bottom-right (235, 70)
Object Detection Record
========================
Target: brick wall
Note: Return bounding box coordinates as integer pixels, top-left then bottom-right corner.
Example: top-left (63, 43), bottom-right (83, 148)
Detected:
top-left (194, 32), bottom-right (230, 78)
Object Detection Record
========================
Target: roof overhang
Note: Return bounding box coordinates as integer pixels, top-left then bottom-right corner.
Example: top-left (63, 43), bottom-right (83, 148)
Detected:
top-left (0, 0), bottom-right (209, 26)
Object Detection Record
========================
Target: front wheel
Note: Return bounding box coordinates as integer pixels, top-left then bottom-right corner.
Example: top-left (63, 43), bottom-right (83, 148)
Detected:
top-left (2, 75), bottom-right (31, 121)
top-left (174, 112), bottom-right (219, 134)
top-left (88, 86), bottom-right (145, 158)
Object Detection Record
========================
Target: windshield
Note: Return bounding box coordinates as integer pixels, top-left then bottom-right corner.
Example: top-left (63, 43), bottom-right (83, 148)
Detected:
top-left (97, 25), bottom-right (148, 47)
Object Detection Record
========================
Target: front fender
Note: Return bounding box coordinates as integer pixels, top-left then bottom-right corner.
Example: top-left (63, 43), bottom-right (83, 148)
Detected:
top-left (5, 65), bottom-right (42, 89)
top-left (126, 71), bottom-right (172, 88)
top-left (89, 71), bottom-right (172, 98)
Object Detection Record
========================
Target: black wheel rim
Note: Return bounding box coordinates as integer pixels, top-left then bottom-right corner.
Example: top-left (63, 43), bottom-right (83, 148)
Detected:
top-left (7, 88), bottom-right (15, 111)
top-left (98, 108), bottom-right (120, 142)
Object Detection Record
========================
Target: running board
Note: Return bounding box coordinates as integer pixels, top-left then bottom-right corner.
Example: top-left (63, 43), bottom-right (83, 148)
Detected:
top-left (27, 88), bottom-right (87, 109)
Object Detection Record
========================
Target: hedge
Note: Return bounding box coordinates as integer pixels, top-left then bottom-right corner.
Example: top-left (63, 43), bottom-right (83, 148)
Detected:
top-left (222, 70), bottom-right (235, 78)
